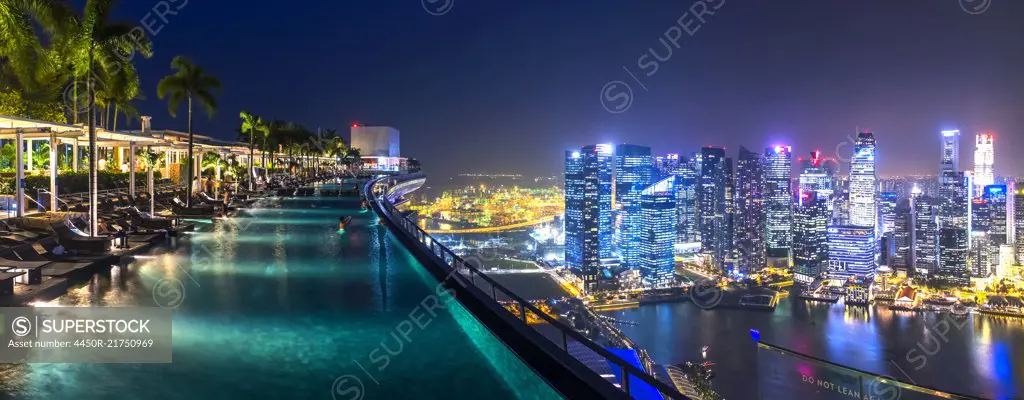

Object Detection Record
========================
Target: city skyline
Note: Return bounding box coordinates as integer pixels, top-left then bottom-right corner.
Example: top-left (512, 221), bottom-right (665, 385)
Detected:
top-left (49, 0), bottom-right (1023, 179)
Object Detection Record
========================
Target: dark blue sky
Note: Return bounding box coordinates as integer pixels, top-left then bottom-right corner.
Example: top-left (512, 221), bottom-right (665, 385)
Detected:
top-left (111, 0), bottom-right (1023, 178)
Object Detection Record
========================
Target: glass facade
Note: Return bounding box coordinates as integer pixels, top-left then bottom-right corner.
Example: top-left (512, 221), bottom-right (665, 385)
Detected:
top-left (913, 194), bottom-right (939, 276)
top-left (849, 132), bottom-right (877, 229)
top-left (973, 133), bottom-right (994, 194)
top-left (764, 145), bottom-right (793, 259)
top-left (827, 225), bottom-right (876, 280)
top-left (639, 176), bottom-right (678, 286)
top-left (674, 154), bottom-right (700, 245)
top-left (563, 144), bottom-right (613, 293)
top-left (938, 228), bottom-right (970, 285)
top-left (735, 146), bottom-right (766, 273)
top-left (793, 191), bottom-right (828, 284)
top-left (699, 147), bottom-right (729, 270)
top-left (614, 144), bottom-right (653, 269)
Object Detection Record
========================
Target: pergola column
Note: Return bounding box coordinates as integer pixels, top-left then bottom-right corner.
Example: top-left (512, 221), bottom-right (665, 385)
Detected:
top-left (49, 132), bottom-right (57, 213)
top-left (15, 129), bottom-right (24, 217)
top-left (128, 141), bottom-right (136, 197)
top-left (214, 153), bottom-right (221, 198)
top-left (72, 138), bottom-right (79, 172)
top-left (147, 146), bottom-right (155, 215)
top-left (25, 138), bottom-right (33, 172)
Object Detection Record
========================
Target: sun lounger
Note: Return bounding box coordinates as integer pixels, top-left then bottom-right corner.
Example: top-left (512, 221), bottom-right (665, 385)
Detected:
top-left (49, 221), bottom-right (111, 255)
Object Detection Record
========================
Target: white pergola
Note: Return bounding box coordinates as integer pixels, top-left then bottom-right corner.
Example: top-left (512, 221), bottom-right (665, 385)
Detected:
top-left (0, 115), bottom-right (286, 229)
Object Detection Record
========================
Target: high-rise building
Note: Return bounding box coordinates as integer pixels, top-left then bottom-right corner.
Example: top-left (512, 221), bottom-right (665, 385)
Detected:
top-left (798, 150), bottom-right (836, 202)
top-left (639, 176), bottom-right (678, 286)
top-left (793, 191), bottom-right (828, 284)
top-left (699, 147), bottom-right (729, 270)
top-left (912, 191), bottom-right (939, 277)
top-left (984, 185), bottom-right (1009, 245)
top-left (938, 172), bottom-right (969, 231)
top-left (940, 130), bottom-right (960, 172)
top-left (892, 199), bottom-right (913, 273)
top-left (614, 144), bottom-right (653, 269)
top-left (563, 144), bottom-right (613, 293)
top-left (973, 133), bottom-right (995, 194)
top-left (674, 155), bottom-right (700, 244)
top-left (735, 146), bottom-right (766, 273)
top-left (764, 145), bottom-right (793, 261)
top-left (827, 225), bottom-right (876, 281)
top-left (1015, 187), bottom-right (1024, 264)
top-left (654, 153), bottom-right (680, 179)
top-left (879, 192), bottom-right (898, 234)
top-left (938, 228), bottom-right (970, 286)
top-left (849, 132), bottom-right (877, 229)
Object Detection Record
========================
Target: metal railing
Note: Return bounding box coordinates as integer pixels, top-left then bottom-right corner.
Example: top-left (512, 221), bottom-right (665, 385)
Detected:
top-left (369, 175), bottom-right (692, 400)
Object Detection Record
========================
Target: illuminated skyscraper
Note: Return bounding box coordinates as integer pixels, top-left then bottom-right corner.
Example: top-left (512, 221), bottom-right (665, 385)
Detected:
top-left (654, 153), bottom-right (680, 179)
top-left (793, 191), bottom-right (828, 284)
top-left (764, 145), bottom-right (793, 262)
top-left (913, 190), bottom-right (939, 276)
top-left (827, 226), bottom-right (876, 280)
top-left (973, 133), bottom-right (995, 194)
top-left (1015, 186), bottom-right (1024, 263)
top-left (639, 176), bottom-right (678, 286)
top-left (938, 228), bottom-right (970, 286)
top-left (938, 130), bottom-right (970, 231)
top-left (879, 192), bottom-right (898, 234)
top-left (984, 185), bottom-right (1009, 245)
top-left (940, 130), bottom-right (960, 171)
top-left (614, 144), bottom-right (653, 269)
top-left (564, 144), bottom-right (613, 293)
top-left (735, 146), bottom-right (766, 273)
top-left (699, 147), bottom-right (729, 270)
top-left (892, 200), bottom-right (913, 273)
top-left (674, 154), bottom-right (699, 244)
top-left (849, 131), bottom-right (877, 229)
top-left (798, 151), bottom-right (836, 206)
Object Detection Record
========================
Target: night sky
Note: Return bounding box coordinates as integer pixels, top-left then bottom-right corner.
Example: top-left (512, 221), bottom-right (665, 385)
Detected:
top-left (110, 0), bottom-right (1023, 178)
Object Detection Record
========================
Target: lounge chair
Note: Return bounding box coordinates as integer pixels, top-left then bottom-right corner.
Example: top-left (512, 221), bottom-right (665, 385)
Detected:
top-left (4, 244), bottom-right (94, 278)
top-left (171, 198), bottom-right (215, 217)
top-left (49, 221), bottom-right (111, 255)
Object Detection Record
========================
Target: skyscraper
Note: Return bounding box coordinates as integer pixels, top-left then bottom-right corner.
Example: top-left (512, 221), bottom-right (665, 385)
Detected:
top-left (938, 130), bottom-right (969, 231)
top-left (1015, 187), bottom-right (1024, 264)
top-left (735, 146), bottom-right (766, 273)
top-left (614, 144), bottom-right (653, 269)
top-left (892, 199), bottom-right (913, 273)
top-left (849, 131), bottom-right (877, 229)
top-left (913, 191), bottom-right (939, 276)
top-left (654, 153), bottom-right (680, 179)
top-left (940, 130), bottom-right (960, 172)
top-left (764, 145), bottom-right (793, 262)
top-left (827, 226), bottom-right (876, 280)
top-left (938, 228), bottom-right (970, 286)
top-left (639, 176), bottom-right (678, 286)
top-left (798, 150), bottom-right (836, 202)
top-left (793, 190), bottom-right (828, 284)
top-left (971, 198), bottom-right (991, 278)
top-left (674, 155), bottom-right (700, 244)
top-left (879, 192), bottom-right (898, 235)
top-left (563, 144), bottom-right (613, 293)
top-left (973, 133), bottom-right (995, 194)
top-left (984, 185), bottom-right (1009, 245)
top-left (699, 147), bottom-right (729, 270)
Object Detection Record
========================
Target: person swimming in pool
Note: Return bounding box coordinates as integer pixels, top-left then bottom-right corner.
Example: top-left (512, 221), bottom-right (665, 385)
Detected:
top-left (339, 216), bottom-right (353, 230)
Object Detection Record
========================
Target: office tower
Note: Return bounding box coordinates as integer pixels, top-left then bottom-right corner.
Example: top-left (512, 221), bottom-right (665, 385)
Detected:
top-left (699, 147), bottom-right (729, 270)
top-left (912, 190), bottom-right (939, 276)
top-left (938, 172), bottom-right (969, 231)
top-left (724, 157), bottom-right (735, 267)
top-left (984, 185), bottom-right (1009, 245)
top-left (849, 131), bottom-right (877, 229)
top-left (639, 176), bottom-right (678, 286)
top-left (940, 130), bottom-right (960, 172)
top-left (614, 144), bottom-right (653, 269)
top-left (735, 146), bottom-right (766, 273)
top-left (879, 192), bottom-right (898, 234)
top-left (764, 145), bottom-right (793, 262)
top-left (1015, 187), bottom-right (1024, 263)
top-left (938, 228), bottom-right (970, 286)
top-left (654, 153), bottom-right (680, 179)
top-left (892, 200), bottom-right (913, 273)
top-left (973, 133), bottom-right (995, 194)
top-left (798, 150), bottom-right (836, 202)
top-left (563, 144), bottom-right (613, 293)
top-left (674, 156), bottom-right (699, 244)
top-left (793, 191), bottom-right (828, 284)
top-left (827, 226), bottom-right (877, 280)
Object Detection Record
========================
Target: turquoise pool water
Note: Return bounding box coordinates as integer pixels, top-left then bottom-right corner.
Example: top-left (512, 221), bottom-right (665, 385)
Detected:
top-left (0, 196), bottom-right (560, 400)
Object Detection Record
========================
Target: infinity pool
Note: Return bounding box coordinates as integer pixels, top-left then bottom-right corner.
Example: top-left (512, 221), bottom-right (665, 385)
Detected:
top-left (0, 196), bottom-right (560, 400)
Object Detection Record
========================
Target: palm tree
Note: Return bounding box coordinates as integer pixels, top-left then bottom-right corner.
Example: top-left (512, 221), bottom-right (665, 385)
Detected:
top-left (239, 111), bottom-right (263, 190)
top-left (157, 56), bottom-right (219, 207)
top-left (261, 119), bottom-right (276, 171)
top-left (0, 0), bottom-right (44, 86)
top-left (61, 0), bottom-right (153, 236)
